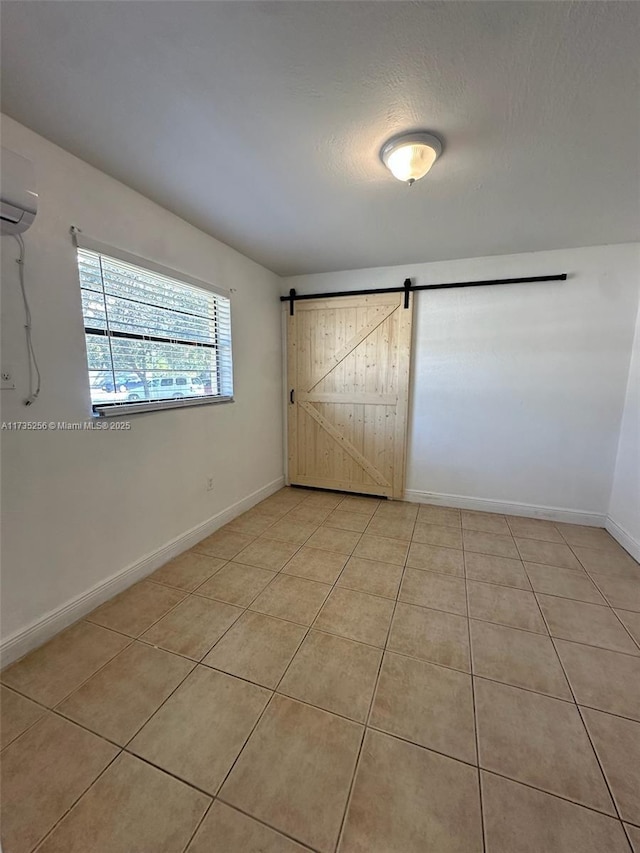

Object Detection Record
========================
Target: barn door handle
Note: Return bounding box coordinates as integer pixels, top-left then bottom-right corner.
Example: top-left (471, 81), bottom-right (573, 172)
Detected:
top-left (290, 389), bottom-right (295, 404)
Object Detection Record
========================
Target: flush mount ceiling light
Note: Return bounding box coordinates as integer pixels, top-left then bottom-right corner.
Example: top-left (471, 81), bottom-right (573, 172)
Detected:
top-left (380, 131), bottom-right (443, 186)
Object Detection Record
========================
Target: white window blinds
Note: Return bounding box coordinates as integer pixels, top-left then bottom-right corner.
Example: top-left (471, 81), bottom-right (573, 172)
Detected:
top-left (76, 242), bottom-right (233, 415)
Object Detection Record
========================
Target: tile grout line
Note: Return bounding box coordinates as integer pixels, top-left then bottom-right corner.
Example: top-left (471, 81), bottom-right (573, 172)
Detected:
top-left (550, 538), bottom-right (640, 849)
top-left (28, 747), bottom-right (124, 853)
top-left (166, 619), bottom-right (640, 721)
top-left (571, 703), bottom-right (638, 853)
top-left (210, 666), bottom-right (330, 835)
top-left (177, 799), bottom-right (214, 853)
top-left (0, 685), bottom-right (131, 752)
top-left (533, 590), bottom-right (632, 841)
top-left (270, 690), bottom-right (371, 729)
top-left (538, 533), bottom-right (640, 655)
top-left (269, 527), bottom-right (366, 698)
top-left (520, 560), bottom-right (605, 606)
top-left (40, 630), bottom-right (138, 708)
top-left (8, 504), bottom-right (284, 684)
top-left (579, 570), bottom-right (640, 655)
top-left (333, 502), bottom-right (420, 853)
top-left (105, 499), bottom-right (349, 810)
top-left (464, 538), bottom-right (488, 853)
top-left (123, 749), bottom-right (319, 853)
top-left (531, 591), bottom-right (640, 659)
top-left (153, 667), bottom-right (278, 837)
top-left (1, 607), bottom-right (158, 709)
top-left (464, 517), bottom-right (638, 840)
top-left (555, 635), bottom-right (637, 849)
top-left (188, 532), bottom-right (312, 628)
top-left (66, 544), bottom-right (298, 755)
top-left (349, 720), bottom-right (640, 830)
top-left (86, 572), bottom-right (230, 645)
top-left (51, 579), bottom-right (255, 743)
top-left (192, 488), bottom-right (316, 567)
top-left (212, 798), bottom-right (322, 852)
top-left (139, 577), bottom-right (248, 660)
top-left (118, 653), bottom-right (200, 750)
top-left (191, 490), bottom-right (367, 852)
top-left (476, 518), bottom-right (638, 842)
top-left (0, 684), bottom-right (56, 752)
top-left (201, 631), bottom-right (637, 719)
top-left (187, 496), bottom-right (341, 657)
top-left (478, 766), bottom-right (639, 825)
top-left (120, 742), bottom-right (223, 798)
top-left (518, 547), bottom-right (640, 657)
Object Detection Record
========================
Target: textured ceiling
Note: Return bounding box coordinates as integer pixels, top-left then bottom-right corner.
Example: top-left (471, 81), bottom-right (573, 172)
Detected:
top-left (1, 1), bottom-right (639, 276)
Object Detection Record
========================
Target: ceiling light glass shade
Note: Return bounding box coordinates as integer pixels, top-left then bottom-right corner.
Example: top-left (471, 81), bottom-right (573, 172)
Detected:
top-left (380, 132), bottom-right (442, 185)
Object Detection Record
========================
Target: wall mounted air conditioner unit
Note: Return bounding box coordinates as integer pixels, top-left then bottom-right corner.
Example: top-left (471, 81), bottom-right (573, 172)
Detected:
top-left (1, 147), bottom-right (38, 235)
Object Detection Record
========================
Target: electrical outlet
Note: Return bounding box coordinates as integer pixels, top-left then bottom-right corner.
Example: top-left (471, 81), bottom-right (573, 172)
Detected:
top-left (206, 477), bottom-right (214, 492)
top-left (1, 370), bottom-right (15, 391)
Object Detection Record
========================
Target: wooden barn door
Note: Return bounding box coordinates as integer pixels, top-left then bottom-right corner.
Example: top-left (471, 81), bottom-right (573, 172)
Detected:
top-left (287, 292), bottom-right (413, 498)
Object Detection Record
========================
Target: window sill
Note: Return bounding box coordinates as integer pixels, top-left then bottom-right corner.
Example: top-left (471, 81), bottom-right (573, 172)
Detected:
top-left (93, 395), bottom-right (234, 418)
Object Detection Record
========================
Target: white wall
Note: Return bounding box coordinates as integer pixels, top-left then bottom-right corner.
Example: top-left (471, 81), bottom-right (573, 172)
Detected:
top-left (607, 296), bottom-right (640, 558)
top-left (284, 244), bottom-right (640, 522)
top-left (1, 116), bottom-right (284, 660)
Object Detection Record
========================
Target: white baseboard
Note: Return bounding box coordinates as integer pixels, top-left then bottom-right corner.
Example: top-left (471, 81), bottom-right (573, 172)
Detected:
top-left (605, 516), bottom-right (640, 562)
top-left (0, 476), bottom-right (285, 668)
top-left (404, 489), bottom-right (607, 527)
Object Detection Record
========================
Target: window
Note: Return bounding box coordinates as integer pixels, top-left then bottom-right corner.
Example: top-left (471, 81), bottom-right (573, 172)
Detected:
top-left (76, 241), bottom-right (233, 416)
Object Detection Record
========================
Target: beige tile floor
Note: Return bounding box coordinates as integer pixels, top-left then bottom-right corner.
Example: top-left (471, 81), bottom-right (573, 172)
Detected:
top-left (2, 487), bottom-right (640, 853)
